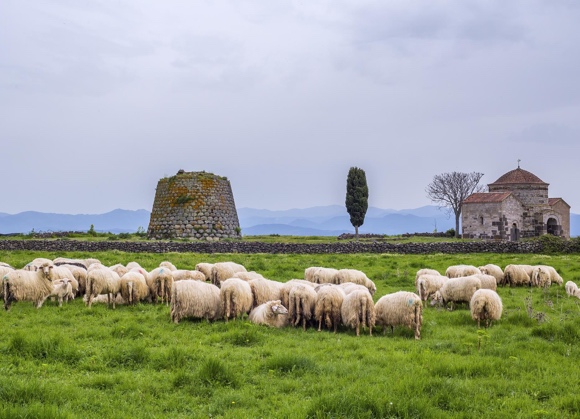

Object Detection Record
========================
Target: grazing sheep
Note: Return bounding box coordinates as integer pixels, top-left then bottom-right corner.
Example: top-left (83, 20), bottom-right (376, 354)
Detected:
top-left (172, 270), bottom-right (206, 282)
top-left (0, 266), bottom-right (15, 298)
top-left (415, 269), bottom-right (441, 283)
top-left (60, 264), bottom-right (88, 296)
top-left (375, 291), bottom-right (423, 340)
top-left (333, 269), bottom-right (376, 295)
top-left (341, 289), bottom-right (375, 337)
top-left (109, 264), bottom-right (129, 278)
top-left (304, 267), bottom-right (323, 282)
top-left (416, 274), bottom-right (447, 304)
top-left (210, 262), bottom-right (247, 287)
top-left (313, 267), bottom-right (339, 284)
top-left (3, 262), bottom-right (55, 310)
top-left (339, 282), bottom-right (371, 296)
top-left (232, 271), bottom-right (264, 281)
top-left (470, 289), bottom-right (503, 328)
top-left (503, 264), bottom-right (531, 287)
top-left (474, 274), bottom-right (497, 291)
top-left (248, 300), bottom-right (289, 328)
top-left (195, 263), bottom-right (214, 281)
top-left (46, 266), bottom-right (79, 298)
top-left (288, 284), bottom-right (317, 331)
top-left (249, 277), bottom-right (284, 308)
top-left (148, 267), bottom-right (174, 304)
top-left (170, 280), bottom-right (222, 324)
top-left (431, 276), bottom-right (481, 310)
top-left (220, 278), bottom-right (253, 322)
top-left (565, 281), bottom-right (580, 298)
top-left (159, 261), bottom-right (177, 271)
top-left (85, 266), bottom-right (122, 309)
top-left (445, 265), bottom-right (481, 278)
top-left (478, 264), bottom-right (504, 285)
top-left (531, 266), bottom-right (551, 288)
top-left (314, 284), bottom-right (345, 333)
top-left (280, 279), bottom-right (316, 309)
top-left (119, 271), bottom-right (150, 305)
top-left (535, 265), bottom-right (563, 286)
top-left (49, 279), bottom-right (74, 307)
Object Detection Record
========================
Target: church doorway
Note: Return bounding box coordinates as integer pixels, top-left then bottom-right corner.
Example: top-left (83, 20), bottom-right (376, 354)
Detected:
top-left (510, 223), bottom-right (519, 241)
top-left (547, 218), bottom-right (558, 235)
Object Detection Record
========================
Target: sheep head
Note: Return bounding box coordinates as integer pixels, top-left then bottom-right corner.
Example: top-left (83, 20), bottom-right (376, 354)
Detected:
top-left (40, 262), bottom-right (55, 280)
top-left (270, 301), bottom-right (288, 315)
top-left (430, 291), bottom-right (443, 307)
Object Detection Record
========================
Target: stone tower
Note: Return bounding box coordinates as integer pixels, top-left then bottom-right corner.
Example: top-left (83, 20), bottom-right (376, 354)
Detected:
top-left (147, 170), bottom-right (241, 240)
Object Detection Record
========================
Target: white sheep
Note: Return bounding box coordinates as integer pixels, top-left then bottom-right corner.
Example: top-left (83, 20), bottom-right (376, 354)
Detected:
top-left (535, 265), bottom-right (563, 286)
top-left (415, 268), bottom-right (441, 282)
top-left (531, 266), bottom-right (551, 288)
top-left (333, 269), bottom-right (376, 295)
top-left (249, 277), bottom-right (284, 308)
top-left (288, 284), bottom-right (318, 331)
top-left (170, 280), bottom-right (222, 324)
top-left (210, 262), bottom-right (247, 287)
top-left (304, 267), bottom-right (323, 283)
top-left (23, 258), bottom-right (53, 271)
top-left (60, 264), bottom-right (88, 296)
top-left (46, 265), bottom-right (79, 298)
top-left (159, 261), bottom-right (177, 271)
top-left (314, 284), bottom-right (345, 333)
top-left (0, 266), bottom-right (15, 298)
top-left (431, 275), bottom-right (481, 310)
top-left (53, 258), bottom-right (88, 269)
top-left (474, 274), bottom-right (498, 291)
top-left (503, 264), bottom-right (531, 287)
top-left (478, 264), bottom-right (504, 285)
top-left (565, 281), bottom-right (580, 298)
top-left (445, 265), bottom-right (481, 278)
top-left (280, 279), bottom-right (316, 309)
top-left (109, 263), bottom-right (129, 278)
top-left (232, 271), bottom-right (264, 281)
top-left (3, 262), bottom-right (55, 310)
top-left (148, 267), bottom-right (174, 304)
top-left (339, 282), bottom-right (371, 296)
top-left (470, 289), bottom-right (503, 328)
top-left (172, 270), bottom-right (206, 282)
top-left (49, 279), bottom-right (74, 307)
top-left (313, 267), bottom-right (339, 284)
top-left (85, 265), bottom-right (122, 309)
top-left (416, 274), bottom-right (447, 304)
top-left (341, 289), bottom-right (376, 337)
top-left (126, 261), bottom-right (143, 270)
top-left (0, 262), bottom-right (14, 269)
top-left (84, 258), bottom-right (102, 269)
top-left (374, 291), bottom-right (423, 340)
top-left (195, 263), bottom-right (214, 281)
top-left (83, 293), bottom-right (126, 306)
top-left (248, 300), bottom-right (289, 328)
top-left (119, 270), bottom-right (150, 305)
top-left (220, 278), bottom-right (253, 322)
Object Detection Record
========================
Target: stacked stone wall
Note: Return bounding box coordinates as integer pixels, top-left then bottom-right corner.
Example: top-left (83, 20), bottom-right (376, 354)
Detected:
top-left (147, 171), bottom-right (240, 240)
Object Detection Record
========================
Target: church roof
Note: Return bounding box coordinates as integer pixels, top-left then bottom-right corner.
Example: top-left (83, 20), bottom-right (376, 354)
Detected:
top-left (549, 198), bottom-right (571, 208)
top-left (489, 167), bottom-right (548, 186)
top-left (463, 192), bottom-right (513, 204)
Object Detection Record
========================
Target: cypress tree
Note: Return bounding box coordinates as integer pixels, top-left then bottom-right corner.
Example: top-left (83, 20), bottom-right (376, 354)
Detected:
top-left (345, 167), bottom-right (369, 240)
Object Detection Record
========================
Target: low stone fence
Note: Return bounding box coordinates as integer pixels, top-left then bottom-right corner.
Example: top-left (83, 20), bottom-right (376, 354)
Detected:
top-left (0, 239), bottom-right (570, 254)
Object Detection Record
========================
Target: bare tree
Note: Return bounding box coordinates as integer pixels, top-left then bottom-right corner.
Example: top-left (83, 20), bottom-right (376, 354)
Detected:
top-left (425, 171), bottom-right (484, 238)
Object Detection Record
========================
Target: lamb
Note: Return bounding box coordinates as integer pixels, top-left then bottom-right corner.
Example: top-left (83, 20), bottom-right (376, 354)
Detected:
top-left (333, 269), bottom-right (376, 295)
top-left (445, 265), bottom-right (481, 278)
top-left (565, 281), bottom-right (580, 298)
top-left (248, 300), bottom-right (289, 328)
top-left (210, 262), bottom-right (247, 287)
top-left (249, 277), bottom-right (284, 308)
top-left (220, 278), bottom-right (253, 322)
top-left (470, 289), bottom-right (503, 328)
top-left (49, 279), bottom-right (74, 307)
top-left (288, 284), bottom-right (318, 331)
top-left (314, 284), bottom-right (345, 333)
top-left (46, 265), bottom-right (79, 298)
top-left (172, 270), bottom-right (206, 282)
top-left (148, 267), bottom-right (174, 304)
top-left (341, 289), bottom-right (375, 337)
top-left (416, 274), bottom-right (447, 304)
top-left (60, 264), bottom-right (88, 296)
top-left (3, 262), bottom-right (55, 310)
top-left (531, 266), bottom-right (551, 288)
top-left (119, 270), bottom-right (150, 305)
top-left (431, 275), bottom-right (481, 310)
top-left (535, 265), bottom-right (563, 286)
top-left (85, 265), bottom-right (122, 309)
top-left (478, 264), bottom-right (504, 285)
top-left (374, 291), bottom-right (423, 340)
top-left (170, 280), bottom-right (222, 324)
top-left (503, 264), bottom-right (531, 287)
top-left (195, 263), bottom-right (214, 281)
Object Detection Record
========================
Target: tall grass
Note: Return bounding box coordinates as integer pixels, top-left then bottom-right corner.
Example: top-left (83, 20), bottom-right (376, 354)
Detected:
top-left (0, 250), bottom-right (580, 417)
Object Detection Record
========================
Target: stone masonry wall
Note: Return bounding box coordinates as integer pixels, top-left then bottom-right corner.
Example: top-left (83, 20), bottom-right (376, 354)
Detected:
top-left (147, 171), bottom-right (240, 240)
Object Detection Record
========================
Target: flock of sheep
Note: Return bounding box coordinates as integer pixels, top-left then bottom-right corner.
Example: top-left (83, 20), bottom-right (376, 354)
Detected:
top-left (1, 257), bottom-right (578, 340)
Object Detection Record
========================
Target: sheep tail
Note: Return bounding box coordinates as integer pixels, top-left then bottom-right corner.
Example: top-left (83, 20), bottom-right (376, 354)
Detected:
top-left (360, 299), bottom-right (367, 329)
top-left (128, 281), bottom-right (134, 305)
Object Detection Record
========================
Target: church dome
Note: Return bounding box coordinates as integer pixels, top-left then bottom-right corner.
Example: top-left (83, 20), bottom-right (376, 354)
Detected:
top-left (489, 167), bottom-right (547, 186)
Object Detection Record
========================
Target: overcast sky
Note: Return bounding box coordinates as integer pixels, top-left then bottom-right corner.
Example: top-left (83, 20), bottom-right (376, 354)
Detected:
top-left (1, 0), bottom-right (579, 214)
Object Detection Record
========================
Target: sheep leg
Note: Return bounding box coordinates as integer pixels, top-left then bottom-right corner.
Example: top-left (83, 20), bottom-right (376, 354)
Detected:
top-left (318, 318), bottom-right (322, 332)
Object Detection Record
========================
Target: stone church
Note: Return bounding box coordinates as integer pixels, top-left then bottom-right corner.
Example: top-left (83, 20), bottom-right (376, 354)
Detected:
top-left (462, 166), bottom-right (570, 240)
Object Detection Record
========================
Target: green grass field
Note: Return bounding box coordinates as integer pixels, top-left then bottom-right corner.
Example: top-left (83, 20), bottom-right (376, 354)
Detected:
top-left (1, 250), bottom-right (580, 418)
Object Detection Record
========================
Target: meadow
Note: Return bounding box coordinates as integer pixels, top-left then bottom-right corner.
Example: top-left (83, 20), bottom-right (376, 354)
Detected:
top-left (1, 250), bottom-right (580, 418)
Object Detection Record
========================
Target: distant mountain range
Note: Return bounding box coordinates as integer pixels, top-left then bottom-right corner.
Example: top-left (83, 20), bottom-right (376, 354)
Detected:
top-left (0, 206), bottom-right (578, 237)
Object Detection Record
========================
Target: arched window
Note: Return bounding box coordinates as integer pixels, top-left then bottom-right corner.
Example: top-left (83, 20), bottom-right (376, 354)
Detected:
top-left (547, 218), bottom-right (558, 235)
